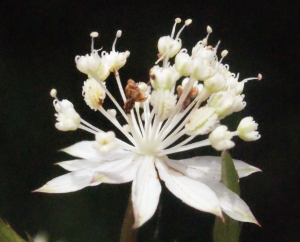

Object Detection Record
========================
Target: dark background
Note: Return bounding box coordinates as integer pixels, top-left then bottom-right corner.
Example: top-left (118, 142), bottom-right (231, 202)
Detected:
top-left (0, 1), bottom-right (299, 241)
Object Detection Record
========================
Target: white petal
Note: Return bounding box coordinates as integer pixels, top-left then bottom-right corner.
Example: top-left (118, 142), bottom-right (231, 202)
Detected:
top-left (34, 169), bottom-right (93, 193)
top-left (165, 156), bottom-right (261, 180)
top-left (206, 181), bottom-right (259, 224)
top-left (132, 156), bottom-right (161, 228)
top-left (156, 157), bottom-right (222, 218)
top-left (56, 159), bottom-right (104, 171)
top-left (92, 153), bottom-right (139, 184)
top-left (61, 141), bottom-right (129, 160)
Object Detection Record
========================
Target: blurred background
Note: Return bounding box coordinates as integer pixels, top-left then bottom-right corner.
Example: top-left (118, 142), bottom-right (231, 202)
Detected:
top-left (0, 0), bottom-right (299, 241)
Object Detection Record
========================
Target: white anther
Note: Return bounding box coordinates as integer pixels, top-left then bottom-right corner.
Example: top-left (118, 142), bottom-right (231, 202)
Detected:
top-left (221, 50), bottom-right (228, 58)
top-left (116, 30), bottom-right (122, 38)
top-left (258, 73), bottom-right (262, 81)
top-left (207, 26), bottom-right (213, 34)
top-left (175, 18), bottom-right (181, 23)
top-left (90, 32), bottom-right (99, 38)
top-left (50, 89), bottom-right (57, 98)
top-left (185, 19), bottom-right (192, 26)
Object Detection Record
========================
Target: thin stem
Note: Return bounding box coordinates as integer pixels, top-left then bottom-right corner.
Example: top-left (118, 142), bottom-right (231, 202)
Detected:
top-left (92, 74), bottom-right (128, 121)
top-left (99, 106), bottom-right (137, 146)
top-left (158, 138), bottom-right (210, 156)
top-left (114, 70), bottom-right (126, 102)
top-left (120, 194), bottom-right (137, 242)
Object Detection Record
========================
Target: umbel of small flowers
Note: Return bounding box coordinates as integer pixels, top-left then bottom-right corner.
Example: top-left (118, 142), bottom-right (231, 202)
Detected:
top-left (35, 18), bottom-right (262, 228)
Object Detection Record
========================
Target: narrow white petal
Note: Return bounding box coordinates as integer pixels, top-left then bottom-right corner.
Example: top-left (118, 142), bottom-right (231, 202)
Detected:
top-left (92, 153), bottom-right (139, 184)
top-left (156, 158), bottom-right (222, 218)
top-left (34, 169), bottom-right (93, 193)
top-left (132, 156), bottom-right (161, 228)
top-left (165, 156), bottom-right (261, 180)
top-left (206, 181), bottom-right (259, 224)
top-left (56, 159), bottom-right (104, 171)
top-left (61, 141), bottom-right (129, 160)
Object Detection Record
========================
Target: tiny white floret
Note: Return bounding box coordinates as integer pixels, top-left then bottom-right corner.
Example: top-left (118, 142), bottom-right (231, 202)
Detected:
top-left (237, 117), bottom-right (261, 141)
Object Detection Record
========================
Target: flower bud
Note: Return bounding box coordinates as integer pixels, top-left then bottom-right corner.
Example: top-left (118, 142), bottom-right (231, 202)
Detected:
top-left (149, 66), bottom-right (180, 90)
top-left (54, 100), bottom-right (81, 131)
top-left (237, 117), bottom-right (261, 141)
top-left (150, 89), bottom-right (177, 120)
top-left (204, 72), bottom-right (227, 93)
top-left (158, 36), bottom-right (182, 58)
top-left (209, 125), bottom-right (235, 150)
top-left (93, 131), bottom-right (117, 155)
top-left (102, 50), bottom-right (130, 72)
top-left (75, 50), bottom-right (101, 75)
top-left (207, 90), bottom-right (246, 119)
top-left (185, 107), bottom-right (219, 135)
top-left (175, 49), bottom-right (193, 76)
top-left (82, 79), bottom-right (106, 111)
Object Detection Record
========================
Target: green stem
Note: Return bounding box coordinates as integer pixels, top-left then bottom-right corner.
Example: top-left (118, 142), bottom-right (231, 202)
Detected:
top-left (120, 194), bottom-right (138, 242)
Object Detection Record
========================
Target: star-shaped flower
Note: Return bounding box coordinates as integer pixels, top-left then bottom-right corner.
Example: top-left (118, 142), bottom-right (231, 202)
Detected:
top-left (36, 18), bottom-right (262, 228)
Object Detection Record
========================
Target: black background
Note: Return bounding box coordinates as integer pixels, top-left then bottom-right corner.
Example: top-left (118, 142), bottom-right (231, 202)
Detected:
top-left (0, 1), bottom-right (299, 241)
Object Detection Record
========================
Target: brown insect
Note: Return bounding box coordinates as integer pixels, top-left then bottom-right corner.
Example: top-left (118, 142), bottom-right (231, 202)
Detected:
top-left (177, 85), bottom-right (198, 111)
top-left (124, 79), bottom-right (147, 113)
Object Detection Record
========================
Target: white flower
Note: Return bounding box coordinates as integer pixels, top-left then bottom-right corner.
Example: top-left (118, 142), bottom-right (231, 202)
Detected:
top-left (101, 31), bottom-right (130, 72)
top-left (149, 65), bottom-right (180, 90)
top-left (175, 49), bottom-right (193, 76)
top-left (36, 19), bottom-right (262, 228)
top-left (51, 90), bottom-right (80, 131)
top-left (75, 50), bottom-right (102, 75)
top-left (209, 125), bottom-right (235, 151)
top-left (185, 107), bottom-right (219, 135)
top-left (82, 78), bottom-right (106, 111)
top-left (94, 131), bottom-right (117, 155)
top-left (207, 90), bottom-right (246, 119)
top-left (237, 117), bottom-right (261, 141)
top-left (150, 89), bottom-right (177, 120)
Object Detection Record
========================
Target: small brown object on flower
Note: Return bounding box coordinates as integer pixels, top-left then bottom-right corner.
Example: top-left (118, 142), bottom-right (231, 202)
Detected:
top-left (177, 86), bottom-right (198, 111)
top-left (124, 79), bottom-right (147, 113)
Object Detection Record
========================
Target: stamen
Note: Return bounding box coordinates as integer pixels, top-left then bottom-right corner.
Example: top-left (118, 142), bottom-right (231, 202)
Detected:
top-left (207, 25), bottom-right (213, 34)
top-left (175, 19), bottom-right (192, 40)
top-left (241, 73), bottom-right (262, 84)
top-left (50, 89), bottom-right (57, 98)
top-left (258, 73), bottom-right (262, 81)
top-left (90, 31), bottom-right (99, 52)
top-left (112, 30), bottom-right (122, 52)
top-left (171, 18), bottom-right (181, 39)
top-left (202, 26), bottom-right (213, 46)
top-left (219, 49), bottom-right (228, 63)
